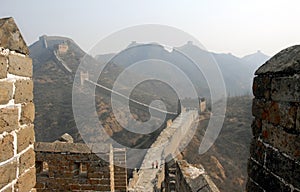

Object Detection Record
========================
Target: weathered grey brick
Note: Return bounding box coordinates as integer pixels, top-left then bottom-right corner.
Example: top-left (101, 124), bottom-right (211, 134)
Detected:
top-left (265, 148), bottom-right (300, 188)
top-left (253, 75), bottom-right (271, 100)
top-left (251, 118), bottom-right (262, 137)
top-left (248, 159), bottom-right (291, 192)
top-left (252, 99), bottom-right (270, 119)
top-left (246, 178), bottom-right (264, 192)
top-left (296, 107), bottom-right (300, 133)
top-left (249, 139), bottom-right (265, 165)
top-left (271, 75), bottom-right (300, 102)
top-left (261, 121), bottom-right (300, 160)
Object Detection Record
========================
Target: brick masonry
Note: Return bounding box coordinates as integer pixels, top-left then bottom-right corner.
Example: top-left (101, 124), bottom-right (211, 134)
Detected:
top-left (0, 17), bottom-right (36, 192)
top-left (35, 142), bottom-right (127, 192)
top-left (247, 45), bottom-right (300, 191)
top-left (164, 157), bottom-right (220, 192)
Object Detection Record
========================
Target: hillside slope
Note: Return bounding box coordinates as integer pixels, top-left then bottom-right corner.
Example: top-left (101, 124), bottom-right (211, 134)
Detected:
top-left (183, 96), bottom-right (253, 192)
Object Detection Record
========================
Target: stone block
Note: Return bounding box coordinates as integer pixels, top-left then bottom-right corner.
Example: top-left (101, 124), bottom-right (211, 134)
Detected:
top-left (247, 159), bottom-right (291, 192)
top-left (14, 167), bottom-right (36, 192)
top-left (271, 75), bottom-right (300, 102)
top-left (252, 99), bottom-right (270, 120)
top-left (253, 75), bottom-right (271, 99)
top-left (19, 148), bottom-right (35, 176)
top-left (251, 118), bottom-right (262, 137)
top-left (0, 160), bottom-right (17, 189)
top-left (297, 107), bottom-right (300, 133)
top-left (0, 81), bottom-right (13, 104)
top-left (274, 102), bottom-right (297, 131)
top-left (17, 124), bottom-right (34, 153)
top-left (0, 55), bottom-right (7, 79)
top-left (265, 102), bottom-right (297, 130)
top-left (249, 139), bottom-right (265, 165)
top-left (0, 134), bottom-right (14, 162)
top-left (253, 99), bottom-right (298, 131)
top-left (246, 179), bottom-right (264, 192)
top-left (20, 102), bottom-right (35, 125)
top-left (0, 107), bottom-right (19, 134)
top-left (0, 17), bottom-right (29, 55)
top-left (14, 79), bottom-right (33, 104)
top-left (8, 55), bottom-right (32, 77)
top-left (265, 147), bottom-right (300, 188)
top-left (261, 121), bottom-right (300, 160)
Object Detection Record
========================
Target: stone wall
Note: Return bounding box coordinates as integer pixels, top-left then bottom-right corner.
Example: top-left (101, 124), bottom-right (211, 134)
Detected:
top-left (164, 158), bottom-right (219, 192)
top-left (35, 141), bottom-right (127, 191)
top-left (129, 111), bottom-right (198, 191)
top-left (0, 17), bottom-right (36, 192)
top-left (113, 148), bottom-right (127, 191)
top-left (247, 45), bottom-right (300, 191)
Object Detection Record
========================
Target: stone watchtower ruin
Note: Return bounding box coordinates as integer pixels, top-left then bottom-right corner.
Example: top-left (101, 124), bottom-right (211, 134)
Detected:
top-left (0, 17), bottom-right (36, 191)
top-left (247, 45), bottom-right (300, 191)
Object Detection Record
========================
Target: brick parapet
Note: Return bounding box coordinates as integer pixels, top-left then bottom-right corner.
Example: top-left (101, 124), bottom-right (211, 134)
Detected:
top-left (0, 17), bottom-right (35, 192)
top-left (35, 142), bottom-right (127, 192)
top-left (247, 45), bottom-right (300, 191)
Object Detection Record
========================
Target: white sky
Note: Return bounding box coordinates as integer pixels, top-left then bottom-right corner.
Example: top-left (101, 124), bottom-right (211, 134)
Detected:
top-left (1, 0), bottom-right (300, 57)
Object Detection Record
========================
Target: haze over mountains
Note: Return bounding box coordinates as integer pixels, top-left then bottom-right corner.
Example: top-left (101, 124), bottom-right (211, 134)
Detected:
top-left (96, 41), bottom-right (270, 96)
top-left (29, 35), bottom-right (269, 191)
top-left (30, 35), bottom-right (269, 142)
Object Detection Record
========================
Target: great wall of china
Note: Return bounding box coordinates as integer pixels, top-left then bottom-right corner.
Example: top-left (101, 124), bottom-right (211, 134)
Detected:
top-left (0, 17), bottom-right (299, 192)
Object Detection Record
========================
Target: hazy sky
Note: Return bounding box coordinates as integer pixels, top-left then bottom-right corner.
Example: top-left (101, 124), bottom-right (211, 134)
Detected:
top-left (1, 0), bottom-right (300, 57)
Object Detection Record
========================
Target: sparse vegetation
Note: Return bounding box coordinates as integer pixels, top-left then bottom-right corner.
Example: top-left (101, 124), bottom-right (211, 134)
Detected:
top-left (183, 96), bottom-right (253, 192)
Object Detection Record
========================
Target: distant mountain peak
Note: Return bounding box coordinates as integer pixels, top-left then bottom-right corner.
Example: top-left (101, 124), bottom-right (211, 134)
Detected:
top-left (241, 50), bottom-right (270, 73)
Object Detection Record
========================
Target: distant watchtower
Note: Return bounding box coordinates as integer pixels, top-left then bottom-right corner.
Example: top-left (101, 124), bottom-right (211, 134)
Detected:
top-left (187, 41), bottom-right (193, 45)
top-left (199, 98), bottom-right (206, 113)
top-left (57, 42), bottom-right (68, 54)
top-left (80, 71), bottom-right (89, 85)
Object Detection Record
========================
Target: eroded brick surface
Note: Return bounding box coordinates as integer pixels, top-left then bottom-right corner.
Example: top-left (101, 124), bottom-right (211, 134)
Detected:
top-left (0, 56), bottom-right (7, 79)
top-left (14, 167), bottom-right (36, 192)
top-left (19, 148), bottom-right (35, 176)
top-left (35, 143), bottom-right (126, 191)
top-left (0, 18), bottom-right (35, 191)
top-left (17, 124), bottom-right (34, 153)
top-left (0, 81), bottom-right (13, 104)
top-left (14, 79), bottom-right (33, 104)
top-left (0, 107), bottom-right (19, 134)
top-left (248, 45), bottom-right (300, 191)
top-left (0, 160), bottom-right (17, 189)
top-left (20, 102), bottom-right (35, 125)
top-left (8, 54), bottom-right (32, 77)
top-left (0, 134), bottom-right (14, 162)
